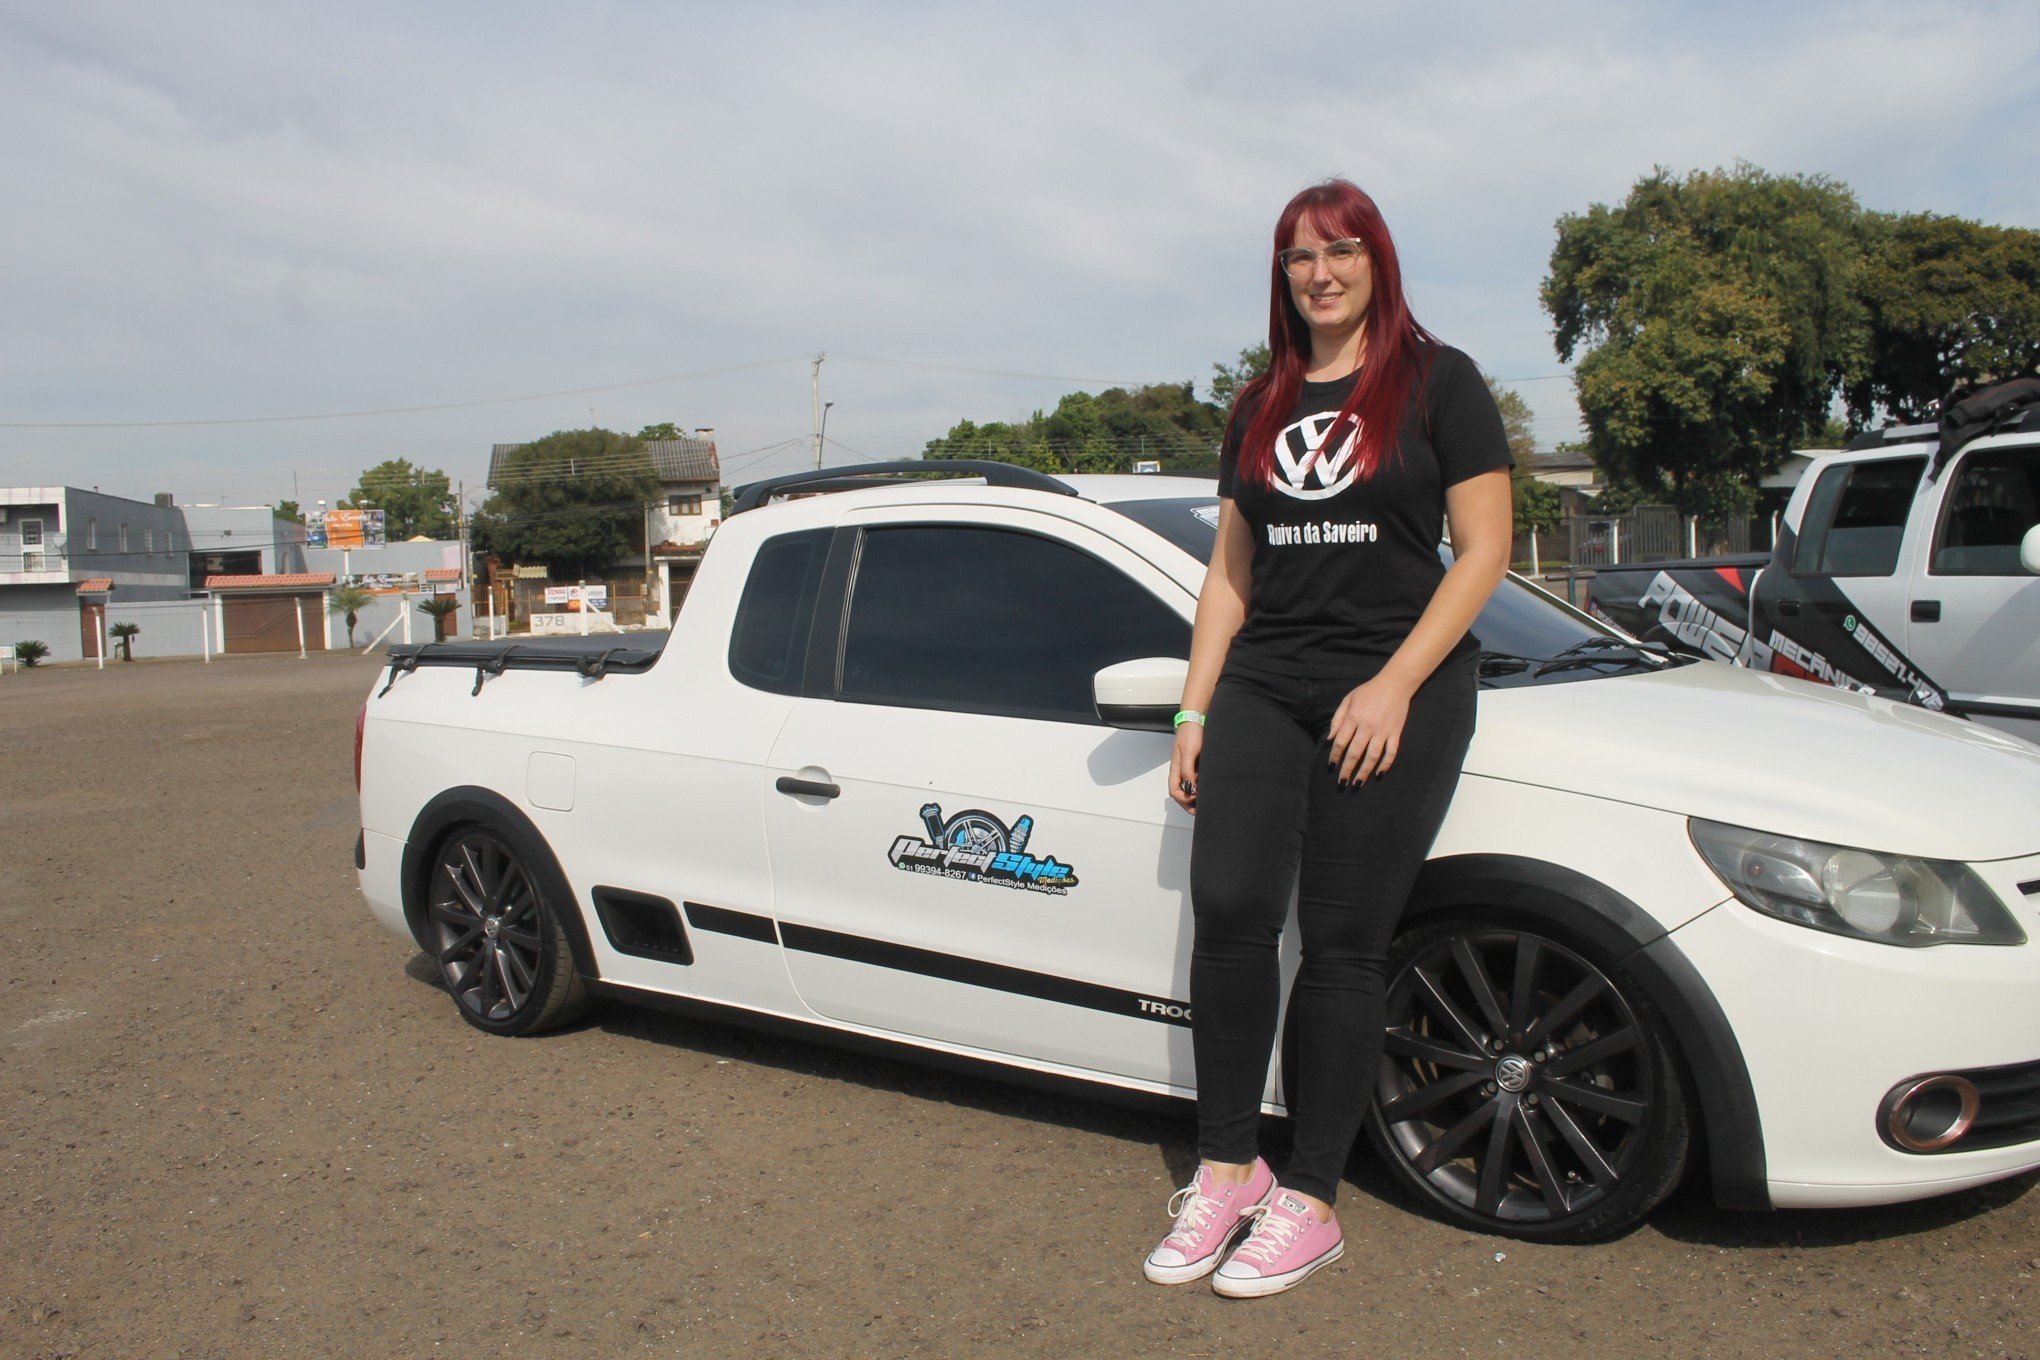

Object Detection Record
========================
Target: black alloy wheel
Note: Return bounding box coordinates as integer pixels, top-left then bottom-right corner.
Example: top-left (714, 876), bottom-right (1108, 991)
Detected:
top-left (426, 827), bottom-right (588, 1035)
top-left (1366, 915), bottom-right (1689, 1242)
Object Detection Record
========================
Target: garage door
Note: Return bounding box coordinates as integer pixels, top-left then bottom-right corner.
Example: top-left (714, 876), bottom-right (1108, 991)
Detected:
top-left (223, 594), bottom-right (326, 653)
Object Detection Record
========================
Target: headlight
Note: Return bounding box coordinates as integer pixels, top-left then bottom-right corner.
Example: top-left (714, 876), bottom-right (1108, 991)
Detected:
top-left (1689, 819), bottom-right (2025, 948)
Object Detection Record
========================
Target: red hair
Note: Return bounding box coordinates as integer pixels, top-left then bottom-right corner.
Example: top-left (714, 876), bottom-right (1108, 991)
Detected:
top-left (1229, 179), bottom-right (1436, 489)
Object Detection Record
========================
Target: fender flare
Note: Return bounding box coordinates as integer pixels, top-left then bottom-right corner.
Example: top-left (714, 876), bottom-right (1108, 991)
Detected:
top-left (1399, 853), bottom-right (1769, 1211)
top-left (400, 787), bottom-right (602, 984)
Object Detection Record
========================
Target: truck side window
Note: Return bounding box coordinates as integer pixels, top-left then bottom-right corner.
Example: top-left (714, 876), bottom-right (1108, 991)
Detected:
top-left (838, 525), bottom-right (1190, 723)
top-left (728, 528), bottom-right (832, 694)
top-left (1791, 457), bottom-right (1926, 577)
top-left (1931, 449), bottom-right (2040, 576)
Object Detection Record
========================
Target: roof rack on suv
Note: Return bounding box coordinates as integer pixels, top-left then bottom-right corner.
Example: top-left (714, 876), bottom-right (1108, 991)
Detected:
top-left (1843, 422), bottom-right (1936, 452)
top-left (1841, 376), bottom-right (2040, 465)
top-left (730, 459), bottom-right (1079, 514)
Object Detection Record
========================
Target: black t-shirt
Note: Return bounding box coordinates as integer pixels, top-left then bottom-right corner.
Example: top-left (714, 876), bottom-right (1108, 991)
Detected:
top-left (1216, 344), bottom-right (1513, 675)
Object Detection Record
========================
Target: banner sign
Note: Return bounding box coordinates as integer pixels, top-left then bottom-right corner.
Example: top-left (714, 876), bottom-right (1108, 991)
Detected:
top-left (1587, 545), bottom-right (1950, 712)
top-left (307, 508), bottom-right (386, 549)
top-left (544, 585), bottom-right (608, 609)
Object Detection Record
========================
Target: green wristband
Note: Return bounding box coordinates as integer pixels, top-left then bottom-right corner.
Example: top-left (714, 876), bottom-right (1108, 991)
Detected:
top-left (1173, 709), bottom-right (1207, 729)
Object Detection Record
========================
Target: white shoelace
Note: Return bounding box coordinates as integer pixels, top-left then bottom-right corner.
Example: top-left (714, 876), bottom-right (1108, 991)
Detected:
top-left (1162, 1183), bottom-right (1222, 1249)
top-left (1230, 1203), bottom-right (1303, 1265)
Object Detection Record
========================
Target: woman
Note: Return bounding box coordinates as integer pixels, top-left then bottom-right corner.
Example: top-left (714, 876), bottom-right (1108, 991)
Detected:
top-left (1143, 179), bottom-right (1513, 1299)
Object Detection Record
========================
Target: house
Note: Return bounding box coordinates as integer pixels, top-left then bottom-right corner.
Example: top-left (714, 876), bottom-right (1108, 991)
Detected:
top-left (0, 487), bottom-right (191, 662)
top-left (487, 430), bottom-right (722, 622)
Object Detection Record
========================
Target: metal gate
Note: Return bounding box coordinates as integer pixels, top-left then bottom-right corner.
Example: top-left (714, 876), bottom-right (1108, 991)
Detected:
top-left (223, 594), bottom-right (325, 653)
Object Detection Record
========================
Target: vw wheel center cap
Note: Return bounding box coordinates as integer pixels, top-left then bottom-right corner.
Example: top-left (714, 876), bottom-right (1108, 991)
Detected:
top-left (1495, 1053), bottom-right (1534, 1093)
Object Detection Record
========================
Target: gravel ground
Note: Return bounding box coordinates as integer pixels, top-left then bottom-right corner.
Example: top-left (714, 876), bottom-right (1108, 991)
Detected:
top-left (3, 654), bottom-right (2037, 1359)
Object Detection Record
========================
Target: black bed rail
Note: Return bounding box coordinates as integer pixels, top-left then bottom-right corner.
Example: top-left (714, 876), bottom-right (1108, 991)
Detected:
top-left (377, 637), bottom-right (665, 697)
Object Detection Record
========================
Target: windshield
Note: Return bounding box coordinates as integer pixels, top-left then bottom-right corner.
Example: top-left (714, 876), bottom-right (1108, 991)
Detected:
top-left (1107, 496), bottom-right (1669, 689)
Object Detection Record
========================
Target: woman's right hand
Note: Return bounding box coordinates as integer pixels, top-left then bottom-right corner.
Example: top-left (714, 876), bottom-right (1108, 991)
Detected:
top-left (1169, 722), bottom-right (1203, 814)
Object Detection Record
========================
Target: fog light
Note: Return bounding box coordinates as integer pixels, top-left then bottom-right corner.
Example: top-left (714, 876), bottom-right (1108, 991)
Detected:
top-left (1881, 1075), bottom-right (1981, 1152)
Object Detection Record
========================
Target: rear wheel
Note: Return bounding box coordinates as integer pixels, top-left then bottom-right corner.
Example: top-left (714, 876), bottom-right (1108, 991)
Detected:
top-left (1365, 914), bottom-right (1688, 1242)
top-left (425, 826), bottom-right (589, 1036)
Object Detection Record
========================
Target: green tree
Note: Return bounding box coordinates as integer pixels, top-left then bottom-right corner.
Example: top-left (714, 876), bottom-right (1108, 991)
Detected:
top-left (342, 459), bottom-right (457, 540)
top-left (1209, 343), bottom-right (1270, 409)
top-left (924, 381), bottom-right (1226, 473)
top-left (1849, 212), bottom-right (2040, 423)
top-left (468, 429), bottom-right (660, 579)
top-left (1486, 378), bottom-right (1538, 468)
top-left (1543, 164), bottom-right (1869, 515)
top-left (109, 621), bottom-right (140, 661)
top-left (637, 422), bottom-right (684, 440)
top-left (275, 500), bottom-right (302, 524)
top-left (330, 585), bottom-right (372, 648)
top-left (418, 594), bottom-right (461, 642)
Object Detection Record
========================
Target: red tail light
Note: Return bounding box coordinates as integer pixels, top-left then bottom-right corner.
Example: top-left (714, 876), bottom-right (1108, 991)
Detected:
top-left (354, 702), bottom-right (367, 792)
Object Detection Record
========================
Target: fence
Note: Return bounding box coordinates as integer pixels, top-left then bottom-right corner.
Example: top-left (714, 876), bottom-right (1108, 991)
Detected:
top-left (1530, 505), bottom-right (1771, 570)
top-left (1, 598), bottom-right (213, 665)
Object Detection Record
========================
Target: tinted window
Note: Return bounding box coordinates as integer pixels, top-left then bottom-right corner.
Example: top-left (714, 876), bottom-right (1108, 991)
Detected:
top-left (728, 528), bottom-right (831, 694)
top-left (839, 526), bottom-right (1189, 722)
top-left (1104, 496), bottom-right (1653, 689)
top-left (1932, 448), bottom-right (2040, 576)
top-left (1791, 457), bottom-right (1925, 577)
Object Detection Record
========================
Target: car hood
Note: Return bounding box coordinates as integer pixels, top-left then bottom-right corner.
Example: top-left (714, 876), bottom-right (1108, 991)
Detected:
top-left (1470, 661), bottom-right (2040, 862)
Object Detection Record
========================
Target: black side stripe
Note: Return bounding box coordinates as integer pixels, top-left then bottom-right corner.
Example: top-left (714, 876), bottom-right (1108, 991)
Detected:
top-left (684, 902), bottom-right (779, 944)
top-left (778, 922), bottom-right (1191, 1028)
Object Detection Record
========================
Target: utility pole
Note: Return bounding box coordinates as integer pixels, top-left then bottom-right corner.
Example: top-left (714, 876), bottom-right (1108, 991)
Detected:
top-left (811, 352), bottom-right (827, 469)
top-left (457, 479), bottom-right (469, 638)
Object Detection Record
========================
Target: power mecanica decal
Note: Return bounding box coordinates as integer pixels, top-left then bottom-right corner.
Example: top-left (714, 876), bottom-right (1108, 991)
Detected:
top-left (887, 803), bottom-right (1080, 895)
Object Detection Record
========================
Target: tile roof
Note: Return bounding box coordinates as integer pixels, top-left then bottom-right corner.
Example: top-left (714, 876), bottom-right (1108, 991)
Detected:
top-left (76, 578), bottom-right (113, 594)
top-left (488, 436), bottom-right (720, 487)
top-left (205, 573), bottom-right (337, 590)
top-left (423, 568), bottom-right (460, 582)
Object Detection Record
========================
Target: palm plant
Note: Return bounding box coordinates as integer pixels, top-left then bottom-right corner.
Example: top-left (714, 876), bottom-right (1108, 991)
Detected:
top-left (13, 639), bottom-right (50, 668)
top-left (417, 595), bottom-right (461, 642)
top-left (331, 586), bottom-right (373, 648)
top-left (110, 621), bottom-right (141, 661)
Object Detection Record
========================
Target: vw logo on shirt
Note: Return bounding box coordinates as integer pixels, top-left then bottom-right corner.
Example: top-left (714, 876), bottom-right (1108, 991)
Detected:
top-left (1272, 411), bottom-right (1364, 501)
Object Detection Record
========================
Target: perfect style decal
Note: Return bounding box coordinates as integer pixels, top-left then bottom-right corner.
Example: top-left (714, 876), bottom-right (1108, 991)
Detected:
top-left (888, 803), bottom-right (1080, 895)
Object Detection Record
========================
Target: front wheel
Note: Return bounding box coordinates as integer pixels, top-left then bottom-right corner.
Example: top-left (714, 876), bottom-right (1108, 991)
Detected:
top-left (425, 826), bottom-right (589, 1036)
top-left (1365, 914), bottom-right (1689, 1242)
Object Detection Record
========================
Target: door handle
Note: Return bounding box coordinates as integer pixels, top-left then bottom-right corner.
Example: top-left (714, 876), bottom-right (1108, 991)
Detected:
top-left (1776, 598), bottom-right (1800, 617)
top-left (1911, 599), bottom-right (1941, 623)
top-left (775, 776), bottom-right (841, 800)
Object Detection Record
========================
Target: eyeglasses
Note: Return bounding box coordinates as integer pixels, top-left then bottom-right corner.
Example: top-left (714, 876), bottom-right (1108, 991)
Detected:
top-left (1278, 239), bottom-right (1368, 278)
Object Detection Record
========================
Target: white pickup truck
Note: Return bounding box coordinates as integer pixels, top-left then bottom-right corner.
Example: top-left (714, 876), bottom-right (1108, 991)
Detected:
top-left (1589, 382), bottom-right (2040, 745)
top-left (355, 460), bottom-right (2040, 1243)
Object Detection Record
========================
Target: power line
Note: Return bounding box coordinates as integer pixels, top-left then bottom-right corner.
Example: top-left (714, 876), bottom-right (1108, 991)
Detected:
top-left (832, 354), bottom-right (1162, 387)
top-left (0, 356), bottom-right (811, 430)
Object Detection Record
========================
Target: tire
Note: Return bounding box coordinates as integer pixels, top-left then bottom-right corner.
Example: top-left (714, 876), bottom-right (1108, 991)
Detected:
top-left (424, 825), bottom-right (590, 1036)
top-left (1364, 912), bottom-right (1689, 1242)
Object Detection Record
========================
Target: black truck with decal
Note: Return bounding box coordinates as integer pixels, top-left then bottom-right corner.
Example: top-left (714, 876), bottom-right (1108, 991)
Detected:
top-left (1585, 379), bottom-right (2040, 745)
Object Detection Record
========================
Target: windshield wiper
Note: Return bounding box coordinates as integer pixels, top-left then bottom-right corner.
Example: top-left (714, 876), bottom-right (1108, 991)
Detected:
top-left (1476, 639), bottom-right (1682, 681)
top-left (1534, 637), bottom-right (1676, 676)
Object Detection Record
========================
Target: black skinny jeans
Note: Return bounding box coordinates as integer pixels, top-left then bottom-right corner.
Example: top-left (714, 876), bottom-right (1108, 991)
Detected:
top-left (1188, 657), bottom-right (1477, 1204)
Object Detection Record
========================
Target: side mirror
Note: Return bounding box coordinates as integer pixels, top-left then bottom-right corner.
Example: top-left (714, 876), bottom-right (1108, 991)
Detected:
top-left (1093, 656), bottom-right (1189, 731)
top-left (2022, 524), bottom-right (2040, 576)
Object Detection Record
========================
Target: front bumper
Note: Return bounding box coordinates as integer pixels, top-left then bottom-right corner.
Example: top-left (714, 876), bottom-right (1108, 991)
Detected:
top-left (1671, 855), bottom-right (2040, 1208)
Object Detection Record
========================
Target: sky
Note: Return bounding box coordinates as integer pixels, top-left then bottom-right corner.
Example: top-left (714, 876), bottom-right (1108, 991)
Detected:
top-left (2, 1), bottom-right (2036, 516)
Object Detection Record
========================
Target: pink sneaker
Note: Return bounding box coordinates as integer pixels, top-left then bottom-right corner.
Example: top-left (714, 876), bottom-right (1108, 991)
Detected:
top-left (1212, 1189), bottom-right (1344, 1298)
top-left (1142, 1158), bottom-right (1276, 1285)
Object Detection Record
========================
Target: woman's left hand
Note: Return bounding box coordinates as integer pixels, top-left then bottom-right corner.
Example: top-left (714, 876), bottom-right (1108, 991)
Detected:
top-left (1327, 674), bottom-right (1416, 786)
